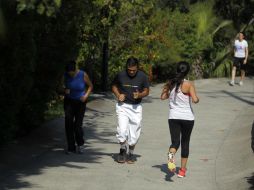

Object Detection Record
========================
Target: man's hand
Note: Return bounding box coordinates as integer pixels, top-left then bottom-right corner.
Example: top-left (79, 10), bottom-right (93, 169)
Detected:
top-left (118, 94), bottom-right (126, 102)
top-left (133, 90), bottom-right (139, 99)
top-left (244, 59), bottom-right (247, 64)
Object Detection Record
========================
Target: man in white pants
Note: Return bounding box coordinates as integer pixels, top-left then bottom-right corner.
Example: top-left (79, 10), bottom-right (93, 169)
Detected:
top-left (112, 57), bottom-right (149, 163)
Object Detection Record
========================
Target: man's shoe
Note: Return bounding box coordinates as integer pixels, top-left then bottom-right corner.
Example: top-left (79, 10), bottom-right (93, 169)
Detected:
top-left (117, 149), bottom-right (126, 163)
top-left (126, 153), bottom-right (136, 164)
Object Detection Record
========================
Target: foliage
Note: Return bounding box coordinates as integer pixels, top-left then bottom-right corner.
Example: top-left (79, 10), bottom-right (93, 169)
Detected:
top-left (213, 0), bottom-right (254, 76)
top-left (0, 0), bottom-right (86, 144)
top-left (214, 0), bottom-right (254, 28)
top-left (44, 99), bottom-right (64, 121)
top-left (1, 0), bottom-right (254, 144)
top-left (153, 1), bottom-right (222, 78)
top-left (108, 0), bottom-right (156, 76)
top-left (16, 0), bottom-right (61, 16)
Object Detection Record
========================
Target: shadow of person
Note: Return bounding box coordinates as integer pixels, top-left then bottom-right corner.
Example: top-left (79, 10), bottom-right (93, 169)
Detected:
top-left (152, 164), bottom-right (177, 182)
top-left (245, 172), bottom-right (254, 190)
top-left (251, 121), bottom-right (254, 153)
top-left (111, 153), bottom-right (141, 163)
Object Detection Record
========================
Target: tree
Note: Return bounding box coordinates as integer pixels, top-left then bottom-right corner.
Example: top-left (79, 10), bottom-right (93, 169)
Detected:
top-left (212, 0), bottom-right (254, 76)
top-left (0, 0), bottom-right (87, 144)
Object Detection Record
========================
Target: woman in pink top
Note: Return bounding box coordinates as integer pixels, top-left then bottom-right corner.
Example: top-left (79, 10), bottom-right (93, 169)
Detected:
top-left (161, 61), bottom-right (199, 178)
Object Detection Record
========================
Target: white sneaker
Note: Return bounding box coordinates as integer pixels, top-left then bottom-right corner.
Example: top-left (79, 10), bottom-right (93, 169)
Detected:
top-left (229, 80), bottom-right (235, 86)
top-left (239, 81), bottom-right (243, 86)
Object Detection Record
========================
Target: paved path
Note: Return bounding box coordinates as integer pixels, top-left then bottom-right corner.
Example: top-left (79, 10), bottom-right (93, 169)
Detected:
top-left (0, 78), bottom-right (254, 190)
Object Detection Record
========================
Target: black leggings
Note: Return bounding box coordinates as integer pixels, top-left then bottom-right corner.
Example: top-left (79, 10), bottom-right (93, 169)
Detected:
top-left (64, 97), bottom-right (86, 151)
top-left (168, 119), bottom-right (194, 158)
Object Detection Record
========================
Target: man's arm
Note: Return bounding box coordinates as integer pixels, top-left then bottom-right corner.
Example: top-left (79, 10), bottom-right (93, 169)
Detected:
top-left (112, 84), bottom-right (120, 99)
top-left (112, 84), bottom-right (125, 102)
top-left (135, 88), bottom-right (149, 99)
top-left (133, 75), bottom-right (150, 99)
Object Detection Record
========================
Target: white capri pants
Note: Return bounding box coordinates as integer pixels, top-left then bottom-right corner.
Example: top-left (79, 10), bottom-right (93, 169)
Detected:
top-left (116, 102), bottom-right (142, 146)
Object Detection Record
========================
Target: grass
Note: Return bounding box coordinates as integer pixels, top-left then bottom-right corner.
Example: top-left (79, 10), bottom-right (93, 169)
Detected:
top-left (44, 95), bottom-right (96, 121)
top-left (44, 99), bottom-right (64, 121)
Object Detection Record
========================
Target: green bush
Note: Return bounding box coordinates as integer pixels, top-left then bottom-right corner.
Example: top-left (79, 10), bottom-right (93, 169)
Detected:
top-left (0, 0), bottom-right (86, 145)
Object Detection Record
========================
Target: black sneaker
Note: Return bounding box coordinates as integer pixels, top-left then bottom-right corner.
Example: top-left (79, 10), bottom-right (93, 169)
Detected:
top-left (126, 153), bottom-right (136, 164)
top-left (65, 149), bottom-right (76, 155)
top-left (117, 148), bottom-right (126, 163)
top-left (76, 145), bottom-right (85, 154)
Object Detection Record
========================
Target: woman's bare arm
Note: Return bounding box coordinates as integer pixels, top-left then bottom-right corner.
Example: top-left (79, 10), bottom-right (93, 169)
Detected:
top-left (189, 83), bottom-right (199, 103)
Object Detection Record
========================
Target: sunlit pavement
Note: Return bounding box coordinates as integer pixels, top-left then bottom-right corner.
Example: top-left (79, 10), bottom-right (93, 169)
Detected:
top-left (0, 77), bottom-right (253, 190)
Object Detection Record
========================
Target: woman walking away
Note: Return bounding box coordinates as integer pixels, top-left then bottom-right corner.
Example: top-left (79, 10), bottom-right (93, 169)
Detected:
top-left (161, 61), bottom-right (199, 178)
top-left (64, 60), bottom-right (93, 154)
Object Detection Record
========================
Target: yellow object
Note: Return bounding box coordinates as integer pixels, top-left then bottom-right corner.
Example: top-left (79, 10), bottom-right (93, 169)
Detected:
top-left (167, 162), bottom-right (176, 171)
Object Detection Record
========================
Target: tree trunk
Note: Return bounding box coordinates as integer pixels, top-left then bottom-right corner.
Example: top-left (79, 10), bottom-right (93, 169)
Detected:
top-left (192, 55), bottom-right (203, 79)
top-left (101, 39), bottom-right (109, 92)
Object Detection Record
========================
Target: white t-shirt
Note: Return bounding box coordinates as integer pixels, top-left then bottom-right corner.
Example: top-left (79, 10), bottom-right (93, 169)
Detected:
top-left (234, 39), bottom-right (248, 58)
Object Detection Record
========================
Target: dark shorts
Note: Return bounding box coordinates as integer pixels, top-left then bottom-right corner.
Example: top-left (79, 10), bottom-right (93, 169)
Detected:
top-left (233, 57), bottom-right (247, 71)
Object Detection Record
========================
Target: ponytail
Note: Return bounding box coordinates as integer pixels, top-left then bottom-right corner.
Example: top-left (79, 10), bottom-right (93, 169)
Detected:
top-left (168, 61), bottom-right (190, 92)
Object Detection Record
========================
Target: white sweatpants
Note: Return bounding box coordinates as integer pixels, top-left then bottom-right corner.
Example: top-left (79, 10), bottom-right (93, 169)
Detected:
top-left (116, 102), bottom-right (142, 146)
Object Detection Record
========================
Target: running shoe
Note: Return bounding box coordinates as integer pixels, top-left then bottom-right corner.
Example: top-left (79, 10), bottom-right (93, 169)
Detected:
top-left (167, 152), bottom-right (176, 172)
top-left (117, 148), bottom-right (126, 163)
top-left (177, 168), bottom-right (187, 178)
top-left (65, 149), bottom-right (76, 155)
top-left (126, 153), bottom-right (136, 164)
top-left (77, 145), bottom-right (85, 154)
top-left (229, 80), bottom-right (235, 86)
top-left (239, 81), bottom-right (243, 86)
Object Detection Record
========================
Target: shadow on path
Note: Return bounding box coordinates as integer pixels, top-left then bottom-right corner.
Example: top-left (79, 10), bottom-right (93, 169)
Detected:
top-left (111, 153), bottom-right (141, 163)
top-left (222, 90), bottom-right (254, 106)
top-left (0, 99), bottom-right (115, 190)
top-left (152, 164), bottom-right (176, 182)
top-left (246, 173), bottom-right (254, 190)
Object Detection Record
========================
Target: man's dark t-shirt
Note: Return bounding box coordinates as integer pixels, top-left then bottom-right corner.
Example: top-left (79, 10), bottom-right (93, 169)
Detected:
top-left (112, 70), bottom-right (149, 104)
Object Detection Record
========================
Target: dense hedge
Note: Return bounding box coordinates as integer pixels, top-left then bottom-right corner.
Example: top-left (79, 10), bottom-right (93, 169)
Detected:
top-left (0, 0), bottom-right (85, 145)
top-left (1, 0), bottom-right (254, 145)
